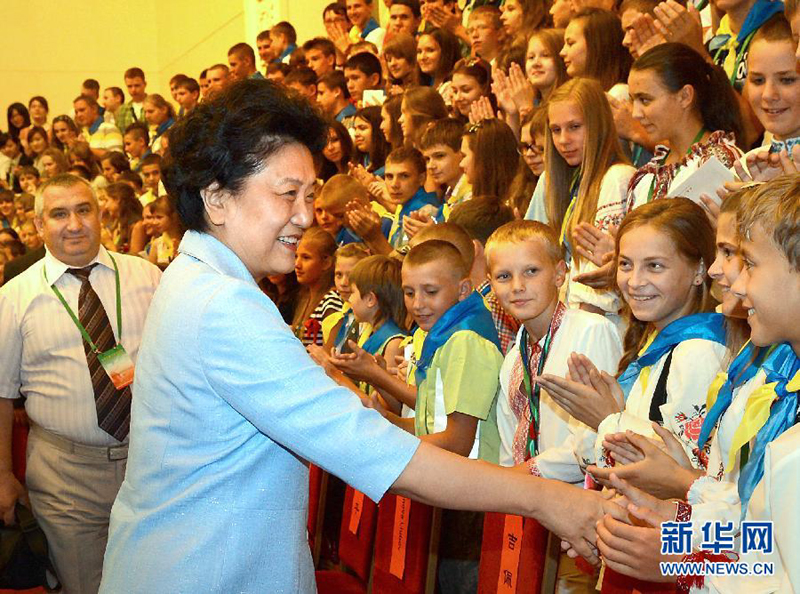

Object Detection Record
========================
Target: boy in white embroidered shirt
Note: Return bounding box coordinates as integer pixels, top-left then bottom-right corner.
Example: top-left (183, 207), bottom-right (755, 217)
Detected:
top-left (486, 220), bottom-right (622, 482)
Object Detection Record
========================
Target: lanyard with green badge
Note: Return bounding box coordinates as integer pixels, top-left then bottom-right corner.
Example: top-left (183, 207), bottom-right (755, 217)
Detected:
top-left (519, 320), bottom-right (556, 459)
top-left (645, 127), bottom-right (707, 203)
top-left (46, 254), bottom-right (135, 389)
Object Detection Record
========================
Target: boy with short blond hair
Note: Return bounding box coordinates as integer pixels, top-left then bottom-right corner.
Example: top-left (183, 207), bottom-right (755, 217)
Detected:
top-left (333, 239), bottom-right (502, 480)
top-left (398, 239), bottom-right (504, 590)
top-left (449, 197), bottom-right (519, 354)
top-left (485, 220), bottom-right (622, 479)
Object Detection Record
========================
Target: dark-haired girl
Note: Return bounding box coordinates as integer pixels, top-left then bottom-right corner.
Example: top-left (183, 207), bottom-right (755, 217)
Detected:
top-left (626, 43), bottom-right (744, 210)
top-left (352, 105), bottom-right (389, 175)
top-left (320, 121), bottom-right (354, 181)
top-left (6, 103), bottom-right (30, 141)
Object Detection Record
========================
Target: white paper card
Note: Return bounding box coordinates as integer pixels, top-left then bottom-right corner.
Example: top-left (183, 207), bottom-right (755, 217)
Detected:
top-left (667, 156), bottom-right (734, 206)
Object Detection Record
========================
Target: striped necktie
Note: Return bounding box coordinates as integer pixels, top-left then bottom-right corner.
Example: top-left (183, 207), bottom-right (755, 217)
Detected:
top-left (68, 265), bottom-right (131, 441)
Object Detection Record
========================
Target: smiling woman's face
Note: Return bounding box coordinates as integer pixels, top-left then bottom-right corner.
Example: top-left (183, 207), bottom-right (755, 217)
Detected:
top-left (205, 143), bottom-right (317, 280)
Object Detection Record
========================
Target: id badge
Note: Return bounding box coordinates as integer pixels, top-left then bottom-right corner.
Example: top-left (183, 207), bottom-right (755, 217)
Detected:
top-left (97, 344), bottom-right (135, 389)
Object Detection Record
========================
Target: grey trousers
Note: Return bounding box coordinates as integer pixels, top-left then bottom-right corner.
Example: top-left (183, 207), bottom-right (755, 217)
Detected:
top-left (25, 425), bottom-right (127, 594)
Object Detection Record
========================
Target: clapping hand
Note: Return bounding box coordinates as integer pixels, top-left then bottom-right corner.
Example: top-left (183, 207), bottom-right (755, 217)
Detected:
top-left (327, 21), bottom-right (352, 55)
top-left (573, 256), bottom-right (615, 289)
top-left (573, 222), bottom-right (616, 267)
top-left (349, 163), bottom-right (377, 188)
top-left (653, 0), bottom-right (705, 55)
top-left (536, 354), bottom-right (624, 430)
top-left (491, 69), bottom-right (518, 116)
top-left (345, 200), bottom-right (383, 241)
top-left (402, 210), bottom-right (434, 239)
top-left (630, 12), bottom-right (668, 57)
top-left (468, 97), bottom-right (496, 124)
top-left (423, 3), bottom-right (461, 32)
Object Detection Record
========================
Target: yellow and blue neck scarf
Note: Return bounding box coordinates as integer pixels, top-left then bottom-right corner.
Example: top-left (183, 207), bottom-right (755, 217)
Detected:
top-left (699, 340), bottom-right (766, 448)
top-left (617, 313), bottom-right (727, 398)
top-left (362, 318), bottom-right (406, 356)
top-left (733, 343), bottom-right (800, 515)
top-left (415, 291), bottom-right (500, 384)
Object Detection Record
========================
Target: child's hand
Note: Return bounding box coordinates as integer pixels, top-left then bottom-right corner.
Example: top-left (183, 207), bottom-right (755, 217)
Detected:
top-left (468, 97), bottom-right (496, 124)
top-left (349, 163), bottom-right (377, 188)
top-left (423, 4), bottom-right (461, 31)
top-left (653, 0), bottom-right (705, 55)
top-left (402, 211), bottom-right (434, 239)
top-left (630, 12), bottom-right (668, 57)
top-left (307, 344), bottom-right (338, 377)
top-left (345, 206), bottom-right (382, 241)
top-left (491, 69), bottom-right (518, 116)
top-left (327, 22), bottom-right (352, 55)
top-left (602, 432), bottom-right (647, 465)
top-left (699, 193), bottom-right (721, 229)
top-left (329, 341), bottom-right (379, 381)
top-left (367, 179), bottom-right (391, 207)
top-left (507, 62), bottom-right (535, 113)
top-left (738, 149), bottom-right (789, 183)
top-left (363, 392), bottom-right (389, 417)
top-left (536, 369), bottom-right (623, 431)
top-left (572, 223), bottom-right (615, 267)
top-left (566, 353), bottom-right (601, 387)
top-left (306, 344), bottom-right (329, 367)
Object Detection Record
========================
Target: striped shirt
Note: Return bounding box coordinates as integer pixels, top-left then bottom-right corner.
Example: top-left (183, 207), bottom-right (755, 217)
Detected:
top-left (294, 289), bottom-right (344, 347)
top-left (83, 117), bottom-right (123, 153)
top-left (0, 247), bottom-right (161, 445)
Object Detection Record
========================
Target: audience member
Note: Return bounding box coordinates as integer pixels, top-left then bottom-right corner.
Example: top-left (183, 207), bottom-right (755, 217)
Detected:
top-left (74, 95), bottom-right (123, 159)
top-left (271, 21), bottom-right (299, 63)
top-left (117, 67), bottom-right (148, 133)
top-left (205, 64), bottom-right (231, 97)
top-left (228, 42), bottom-right (264, 81)
top-left (316, 71), bottom-right (356, 121)
top-left (303, 37), bottom-right (338, 77)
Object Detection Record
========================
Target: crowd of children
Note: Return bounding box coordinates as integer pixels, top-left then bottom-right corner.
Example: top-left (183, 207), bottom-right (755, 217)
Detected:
top-left (2, 0), bottom-right (800, 591)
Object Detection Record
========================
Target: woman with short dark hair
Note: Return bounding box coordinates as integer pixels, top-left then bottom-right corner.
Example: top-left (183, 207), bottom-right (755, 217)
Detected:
top-left (100, 78), bottom-right (620, 594)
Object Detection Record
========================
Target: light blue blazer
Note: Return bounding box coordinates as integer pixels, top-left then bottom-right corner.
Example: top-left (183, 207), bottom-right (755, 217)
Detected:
top-left (100, 231), bottom-right (419, 593)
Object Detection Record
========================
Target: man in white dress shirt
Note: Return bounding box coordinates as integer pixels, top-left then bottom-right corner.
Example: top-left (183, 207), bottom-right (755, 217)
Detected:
top-left (0, 173), bottom-right (160, 593)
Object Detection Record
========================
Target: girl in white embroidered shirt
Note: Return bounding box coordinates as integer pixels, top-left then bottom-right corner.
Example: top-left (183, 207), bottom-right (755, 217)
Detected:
top-left (543, 77), bottom-right (636, 318)
top-left (537, 198), bottom-right (728, 472)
